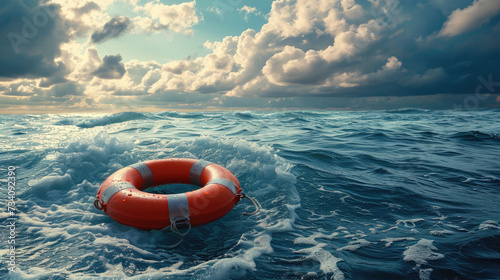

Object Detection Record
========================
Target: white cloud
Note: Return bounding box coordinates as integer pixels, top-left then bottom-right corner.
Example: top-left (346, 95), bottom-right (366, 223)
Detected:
top-left (264, 0), bottom-right (338, 38)
top-left (319, 56), bottom-right (404, 91)
top-left (263, 46), bottom-right (330, 86)
top-left (341, 0), bottom-right (365, 19)
top-left (261, 17), bottom-right (384, 87)
top-left (134, 1), bottom-right (199, 33)
top-left (206, 6), bottom-right (222, 16)
top-left (438, 0), bottom-right (500, 38)
top-left (324, 9), bottom-right (347, 36)
top-left (65, 45), bottom-right (102, 83)
top-left (238, 6), bottom-right (261, 22)
top-left (17, 84), bottom-right (36, 94)
top-left (263, 46), bottom-right (308, 85)
top-left (383, 56), bottom-right (402, 70)
top-left (48, 0), bottom-right (113, 35)
top-left (91, 59), bottom-right (162, 96)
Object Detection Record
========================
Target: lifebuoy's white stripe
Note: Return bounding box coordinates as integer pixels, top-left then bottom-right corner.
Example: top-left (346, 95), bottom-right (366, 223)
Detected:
top-left (167, 193), bottom-right (190, 221)
top-left (102, 182), bottom-right (135, 203)
top-left (207, 178), bottom-right (237, 195)
top-left (189, 159), bottom-right (212, 186)
top-left (129, 162), bottom-right (154, 189)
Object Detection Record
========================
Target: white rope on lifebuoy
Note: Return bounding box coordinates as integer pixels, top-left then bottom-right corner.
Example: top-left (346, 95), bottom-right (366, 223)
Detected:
top-left (240, 193), bottom-right (260, 216)
top-left (161, 217), bottom-right (192, 249)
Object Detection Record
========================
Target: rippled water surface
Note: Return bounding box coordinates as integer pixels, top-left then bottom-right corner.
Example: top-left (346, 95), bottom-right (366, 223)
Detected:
top-left (1, 109), bottom-right (499, 280)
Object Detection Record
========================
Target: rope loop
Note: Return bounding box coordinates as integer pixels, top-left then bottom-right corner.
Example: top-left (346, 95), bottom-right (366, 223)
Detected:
top-left (94, 199), bottom-right (103, 210)
top-left (161, 232), bottom-right (185, 249)
top-left (171, 217), bottom-right (191, 236)
top-left (160, 217), bottom-right (191, 249)
top-left (240, 193), bottom-right (260, 215)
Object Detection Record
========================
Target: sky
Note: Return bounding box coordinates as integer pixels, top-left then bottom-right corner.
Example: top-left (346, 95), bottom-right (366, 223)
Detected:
top-left (1, 0), bottom-right (500, 113)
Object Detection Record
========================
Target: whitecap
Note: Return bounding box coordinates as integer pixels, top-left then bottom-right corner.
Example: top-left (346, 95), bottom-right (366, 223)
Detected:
top-left (403, 239), bottom-right (444, 266)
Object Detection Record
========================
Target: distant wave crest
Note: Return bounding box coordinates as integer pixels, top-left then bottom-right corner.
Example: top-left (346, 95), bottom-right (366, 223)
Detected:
top-left (55, 112), bottom-right (148, 128)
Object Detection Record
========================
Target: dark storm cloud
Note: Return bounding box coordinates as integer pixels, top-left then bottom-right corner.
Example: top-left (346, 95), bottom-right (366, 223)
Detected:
top-left (38, 62), bottom-right (68, 87)
top-left (339, 1), bottom-right (500, 97)
top-left (0, 0), bottom-right (67, 79)
top-left (92, 54), bottom-right (126, 79)
top-left (376, 2), bottom-right (500, 96)
top-left (269, 0), bottom-right (500, 98)
top-left (91, 16), bottom-right (131, 44)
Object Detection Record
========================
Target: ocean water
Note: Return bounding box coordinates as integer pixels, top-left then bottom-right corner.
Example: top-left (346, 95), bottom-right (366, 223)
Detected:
top-left (1, 109), bottom-right (499, 280)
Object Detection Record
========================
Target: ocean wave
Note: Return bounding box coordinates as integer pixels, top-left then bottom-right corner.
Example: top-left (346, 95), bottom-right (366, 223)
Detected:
top-left (10, 130), bottom-right (299, 279)
top-left (385, 108), bottom-right (431, 114)
top-left (55, 112), bottom-right (150, 128)
top-left (2, 110), bottom-right (500, 279)
top-left (451, 131), bottom-right (500, 142)
top-left (233, 111), bottom-right (259, 120)
top-left (157, 111), bottom-right (207, 119)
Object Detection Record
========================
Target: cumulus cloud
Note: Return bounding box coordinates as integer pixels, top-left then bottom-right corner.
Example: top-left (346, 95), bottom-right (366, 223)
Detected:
top-left (341, 0), bottom-right (364, 19)
top-left (2, 0), bottom-right (500, 112)
top-left (263, 46), bottom-right (330, 86)
top-left (92, 55), bottom-right (126, 79)
top-left (438, 0), bottom-right (500, 38)
top-left (142, 0), bottom-right (397, 98)
top-left (383, 56), bottom-right (402, 70)
top-left (134, 1), bottom-right (199, 33)
top-left (326, 56), bottom-right (405, 91)
top-left (91, 16), bottom-right (131, 43)
top-left (238, 6), bottom-right (261, 22)
top-left (142, 0), bottom-right (497, 101)
top-left (49, 0), bottom-right (113, 37)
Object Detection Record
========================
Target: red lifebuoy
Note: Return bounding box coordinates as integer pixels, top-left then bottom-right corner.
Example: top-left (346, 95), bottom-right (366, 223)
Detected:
top-left (94, 158), bottom-right (242, 230)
